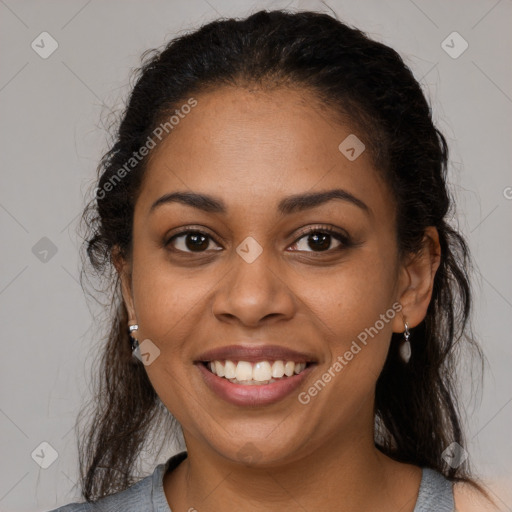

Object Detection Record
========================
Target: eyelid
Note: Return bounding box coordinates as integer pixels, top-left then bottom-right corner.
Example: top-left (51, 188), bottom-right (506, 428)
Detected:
top-left (164, 225), bottom-right (222, 249)
top-left (293, 224), bottom-right (350, 243)
top-left (165, 223), bottom-right (352, 253)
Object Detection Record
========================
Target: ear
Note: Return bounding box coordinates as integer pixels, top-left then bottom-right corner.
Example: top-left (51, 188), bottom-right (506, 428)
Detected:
top-left (112, 245), bottom-right (137, 324)
top-left (392, 227), bottom-right (441, 332)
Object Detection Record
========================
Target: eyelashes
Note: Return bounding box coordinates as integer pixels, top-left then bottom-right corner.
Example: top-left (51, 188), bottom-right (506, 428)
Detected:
top-left (164, 224), bottom-right (354, 255)
top-left (289, 225), bottom-right (352, 253)
top-left (166, 229), bottom-right (221, 254)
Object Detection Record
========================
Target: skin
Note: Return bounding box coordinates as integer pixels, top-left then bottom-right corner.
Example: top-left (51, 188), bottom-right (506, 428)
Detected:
top-left (454, 483), bottom-right (502, 511)
top-left (116, 85), bottom-right (444, 511)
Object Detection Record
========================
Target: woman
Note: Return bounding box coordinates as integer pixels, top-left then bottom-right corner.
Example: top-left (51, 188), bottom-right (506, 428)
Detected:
top-left (49, 9), bottom-right (498, 512)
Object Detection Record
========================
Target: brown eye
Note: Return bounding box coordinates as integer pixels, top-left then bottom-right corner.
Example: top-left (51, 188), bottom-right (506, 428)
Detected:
top-left (289, 227), bottom-right (351, 253)
top-left (167, 230), bottom-right (221, 253)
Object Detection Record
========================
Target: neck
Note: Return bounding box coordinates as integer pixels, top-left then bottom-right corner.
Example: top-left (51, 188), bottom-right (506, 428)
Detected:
top-left (164, 429), bottom-right (422, 511)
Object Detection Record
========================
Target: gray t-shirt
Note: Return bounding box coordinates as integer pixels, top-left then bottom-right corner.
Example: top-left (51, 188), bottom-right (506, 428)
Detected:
top-left (47, 451), bottom-right (454, 511)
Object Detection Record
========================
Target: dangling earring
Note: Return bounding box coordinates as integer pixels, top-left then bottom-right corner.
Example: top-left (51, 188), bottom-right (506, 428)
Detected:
top-left (399, 320), bottom-right (411, 363)
top-left (128, 324), bottom-right (139, 351)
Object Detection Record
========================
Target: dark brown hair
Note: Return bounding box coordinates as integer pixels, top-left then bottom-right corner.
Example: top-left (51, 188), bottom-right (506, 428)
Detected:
top-left (76, 8), bottom-right (488, 503)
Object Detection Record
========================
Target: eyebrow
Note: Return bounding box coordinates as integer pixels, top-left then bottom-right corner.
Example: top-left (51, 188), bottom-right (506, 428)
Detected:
top-left (149, 188), bottom-right (370, 215)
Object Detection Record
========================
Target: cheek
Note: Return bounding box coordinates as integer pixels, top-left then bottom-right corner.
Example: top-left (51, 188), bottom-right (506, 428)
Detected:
top-left (313, 250), bottom-right (398, 330)
top-left (294, 264), bottom-right (398, 434)
top-left (129, 255), bottom-right (208, 426)
top-left (309, 249), bottom-right (399, 379)
top-left (129, 247), bottom-right (207, 355)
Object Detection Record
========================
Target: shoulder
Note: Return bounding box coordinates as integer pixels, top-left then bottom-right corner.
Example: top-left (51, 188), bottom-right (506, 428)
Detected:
top-left (412, 467), bottom-right (454, 511)
top-left (46, 452), bottom-right (188, 512)
top-left (45, 503), bottom-right (94, 512)
top-left (46, 470), bottom-right (155, 512)
top-left (453, 481), bottom-right (501, 512)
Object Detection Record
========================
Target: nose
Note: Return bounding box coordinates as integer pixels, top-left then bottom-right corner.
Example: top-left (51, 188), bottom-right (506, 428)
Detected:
top-left (211, 247), bottom-right (297, 328)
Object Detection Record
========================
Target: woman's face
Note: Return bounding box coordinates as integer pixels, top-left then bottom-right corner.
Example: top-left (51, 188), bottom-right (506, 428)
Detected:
top-left (120, 86), bottom-right (414, 465)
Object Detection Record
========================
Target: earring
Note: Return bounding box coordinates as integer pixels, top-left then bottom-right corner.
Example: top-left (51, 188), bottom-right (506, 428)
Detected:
top-left (399, 321), bottom-right (411, 363)
top-left (128, 324), bottom-right (139, 351)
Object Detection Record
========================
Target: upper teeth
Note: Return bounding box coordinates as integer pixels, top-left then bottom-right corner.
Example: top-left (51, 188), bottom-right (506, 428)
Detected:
top-left (207, 360), bottom-right (307, 381)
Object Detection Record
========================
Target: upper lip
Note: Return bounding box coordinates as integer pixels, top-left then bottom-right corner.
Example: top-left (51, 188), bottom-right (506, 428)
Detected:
top-left (195, 344), bottom-right (317, 363)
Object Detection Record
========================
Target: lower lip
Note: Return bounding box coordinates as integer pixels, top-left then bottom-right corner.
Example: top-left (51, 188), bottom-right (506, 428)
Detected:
top-left (196, 362), bottom-right (314, 407)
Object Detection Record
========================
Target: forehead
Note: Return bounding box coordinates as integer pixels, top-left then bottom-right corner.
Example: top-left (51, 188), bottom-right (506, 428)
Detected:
top-left (138, 86), bottom-right (392, 217)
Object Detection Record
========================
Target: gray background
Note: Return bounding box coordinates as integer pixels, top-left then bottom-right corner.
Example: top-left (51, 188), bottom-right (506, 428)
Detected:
top-left (0, 0), bottom-right (511, 510)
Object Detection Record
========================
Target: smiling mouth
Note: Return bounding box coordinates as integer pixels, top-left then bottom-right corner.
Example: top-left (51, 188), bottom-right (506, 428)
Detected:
top-left (202, 359), bottom-right (311, 385)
